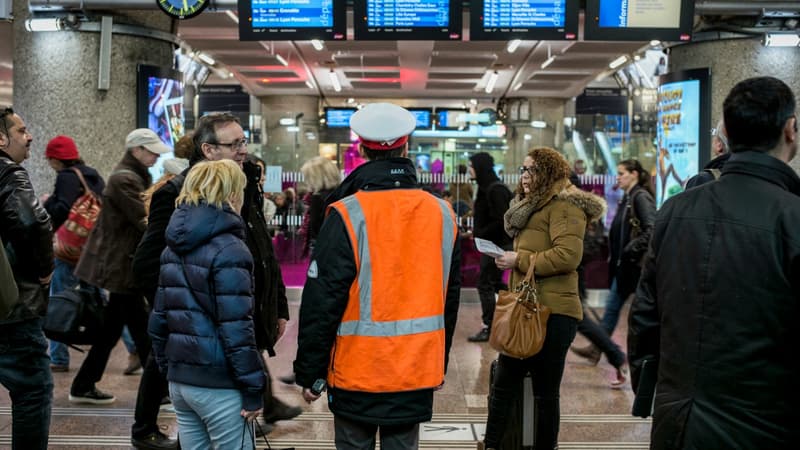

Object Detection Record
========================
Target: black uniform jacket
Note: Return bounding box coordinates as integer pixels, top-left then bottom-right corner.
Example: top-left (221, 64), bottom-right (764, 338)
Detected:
top-left (294, 158), bottom-right (462, 426)
top-left (629, 151), bottom-right (800, 449)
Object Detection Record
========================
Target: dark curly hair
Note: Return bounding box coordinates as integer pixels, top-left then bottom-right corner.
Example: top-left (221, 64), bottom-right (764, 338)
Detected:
top-left (517, 147), bottom-right (571, 201)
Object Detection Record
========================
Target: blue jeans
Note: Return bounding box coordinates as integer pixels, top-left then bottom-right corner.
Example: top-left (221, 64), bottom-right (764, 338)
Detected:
top-left (600, 278), bottom-right (625, 335)
top-left (0, 318), bottom-right (54, 450)
top-left (169, 382), bottom-right (255, 450)
top-left (48, 258), bottom-right (78, 366)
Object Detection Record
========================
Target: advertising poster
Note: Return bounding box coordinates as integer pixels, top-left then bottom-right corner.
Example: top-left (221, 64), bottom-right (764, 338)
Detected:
top-left (656, 78), bottom-right (700, 208)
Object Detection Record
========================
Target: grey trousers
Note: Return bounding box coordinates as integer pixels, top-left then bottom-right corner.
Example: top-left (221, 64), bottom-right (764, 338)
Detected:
top-left (333, 415), bottom-right (420, 450)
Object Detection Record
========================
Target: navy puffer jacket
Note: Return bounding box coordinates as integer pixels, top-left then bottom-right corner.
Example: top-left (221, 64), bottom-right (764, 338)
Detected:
top-left (149, 202), bottom-right (266, 411)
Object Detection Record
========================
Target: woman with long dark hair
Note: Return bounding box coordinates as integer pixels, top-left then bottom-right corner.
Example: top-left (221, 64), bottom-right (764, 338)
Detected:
top-left (480, 147), bottom-right (605, 450)
top-left (573, 159), bottom-right (655, 386)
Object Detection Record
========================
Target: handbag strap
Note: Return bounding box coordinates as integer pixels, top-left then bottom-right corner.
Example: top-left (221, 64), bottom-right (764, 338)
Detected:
top-left (70, 167), bottom-right (92, 197)
top-left (521, 252), bottom-right (538, 285)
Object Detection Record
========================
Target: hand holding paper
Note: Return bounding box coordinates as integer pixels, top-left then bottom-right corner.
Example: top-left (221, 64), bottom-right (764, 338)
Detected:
top-left (474, 238), bottom-right (505, 258)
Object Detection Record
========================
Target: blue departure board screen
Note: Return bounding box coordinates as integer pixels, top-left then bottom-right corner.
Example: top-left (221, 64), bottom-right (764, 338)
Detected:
top-left (470, 0), bottom-right (578, 40)
top-left (408, 109), bottom-right (432, 129)
top-left (238, 0), bottom-right (346, 41)
top-left (354, 0), bottom-right (462, 40)
top-left (325, 108), bottom-right (356, 128)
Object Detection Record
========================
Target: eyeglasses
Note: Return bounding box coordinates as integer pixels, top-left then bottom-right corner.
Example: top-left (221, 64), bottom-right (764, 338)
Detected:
top-left (518, 166), bottom-right (533, 175)
top-left (211, 138), bottom-right (248, 150)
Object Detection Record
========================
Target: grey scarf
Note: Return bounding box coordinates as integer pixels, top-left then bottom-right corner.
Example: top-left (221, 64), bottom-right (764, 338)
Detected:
top-left (503, 196), bottom-right (540, 238)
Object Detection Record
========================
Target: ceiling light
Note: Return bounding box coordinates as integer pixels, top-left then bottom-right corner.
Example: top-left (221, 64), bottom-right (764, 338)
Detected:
top-left (650, 40), bottom-right (661, 46)
top-left (523, 133), bottom-right (532, 141)
top-left (224, 10), bottom-right (239, 24)
top-left (633, 54), bottom-right (642, 61)
top-left (286, 126), bottom-right (300, 132)
top-left (279, 118), bottom-right (295, 126)
top-left (513, 82), bottom-right (522, 91)
top-left (541, 44), bottom-right (555, 69)
top-left (197, 52), bottom-right (215, 66)
top-left (506, 39), bottom-right (522, 53)
top-left (347, 98), bottom-right (355, 104)
top-left (470, 98), bottom-right (478, 105)
top-left (764, 32), bottom-right (800, 47)
top-left (305, 80), bottom-right (314, 89)
top-left (311, 39), bottom-right (325, 51)
top-left (25, 18), bottom-right (62, 32)
top-left (329, 69), bottom-right (342, 92)
top-left (609, 55), bottom-right (629, 69)
top-left (275, 54), bottom-right (288, 66)
top-left (485, 71), bottom-right (499, 94)
top-left (531, 120), bottom-right (547, 128)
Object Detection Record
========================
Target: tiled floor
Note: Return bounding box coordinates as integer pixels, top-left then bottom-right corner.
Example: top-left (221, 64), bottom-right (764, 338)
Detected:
top-left (0, 288), bottom-right (650, 449)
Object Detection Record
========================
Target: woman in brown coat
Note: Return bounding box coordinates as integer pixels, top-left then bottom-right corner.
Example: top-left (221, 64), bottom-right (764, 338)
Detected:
top-left (480, 147), bottom-right (606, 450)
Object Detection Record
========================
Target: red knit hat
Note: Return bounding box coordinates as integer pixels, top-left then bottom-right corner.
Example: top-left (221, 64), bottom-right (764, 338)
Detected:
top-left (45, 135), bottom-right (79, 160)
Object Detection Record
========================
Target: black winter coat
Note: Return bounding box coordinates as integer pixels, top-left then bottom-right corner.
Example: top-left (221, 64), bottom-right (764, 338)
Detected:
top-left (469, 153), bottom-right (512, 247)
top-left (133, 160), bottom-right (288, 355)
top-left (294, 158), bottom-right (461, 426)
top-left (149, 202), bottom-right (266, 411)
top-left (44, 164), bottom-right (105, 231)
top-left (684, 152), bottom-right (731, 190)
top-left (608, 185), bottom-right (655, 299)
top-left (0, 150), bottom-right (53, 323)
top-left (629, 151), bottom-right (800, 449)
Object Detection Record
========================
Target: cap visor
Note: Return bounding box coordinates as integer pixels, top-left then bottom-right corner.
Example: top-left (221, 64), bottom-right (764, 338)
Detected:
top-left (145, 141), bottom-right (172, 155)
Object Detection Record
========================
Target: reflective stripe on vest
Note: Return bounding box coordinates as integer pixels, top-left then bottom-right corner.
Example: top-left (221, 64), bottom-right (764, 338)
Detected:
top-left (335, 193), bottom-right (456, 337)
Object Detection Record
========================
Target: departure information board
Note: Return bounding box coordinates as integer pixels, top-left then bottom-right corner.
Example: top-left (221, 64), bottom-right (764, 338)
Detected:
top-left (251, 0), bottom-right (334, 28)
top-left (470, 0), bottom-right (578, 40)
top-left (238, 0), bottom-right (346, 41)
top-left (585, 0), bottom-right (694, 41)
top-left (483, 0), bottom-right (566, 28)
top-left (354, 0), bottom-right (462, 40)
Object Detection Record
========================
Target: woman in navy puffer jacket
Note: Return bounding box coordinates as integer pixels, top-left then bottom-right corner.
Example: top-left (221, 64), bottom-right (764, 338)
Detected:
top-left (149, 160), bottom-right (266, 450)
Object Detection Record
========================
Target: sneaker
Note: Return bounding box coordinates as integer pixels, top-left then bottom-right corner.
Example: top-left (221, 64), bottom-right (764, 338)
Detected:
top-left (131, 430), bottom-right (179, 450)
top-left (262, 398), bottom-right (303, 423)
top-left (69, 387), bottom-right (116, 405)
top-left (124, 353), bottom-right (143, 375)
top-left (570, 344), bottom-right (601, 365)
top-left (468, 327), bottom-right (491, 342)
top-left (610, 366), bottom-right (629, 389)
top-left (50, 364), bottom-right (69, 373)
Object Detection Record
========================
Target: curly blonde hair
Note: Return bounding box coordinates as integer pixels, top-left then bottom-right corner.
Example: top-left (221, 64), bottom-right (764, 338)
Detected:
top-left (517, 147), bottom-right (571, 201)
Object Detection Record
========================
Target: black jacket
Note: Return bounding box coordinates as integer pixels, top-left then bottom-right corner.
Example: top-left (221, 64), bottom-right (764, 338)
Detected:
top-left (44, 164), bottom-right (105, 231)
top-left (150, 202), bottom-right (265, 411)
top-left (294, 158), bottom-right (461, 426)
top-left (133, 160), bottom-right (288, 355)
top-left (0, 150), bottom-right (54, 323)
top-left (629, 151), bottom-right (800, 449)
top-left (683, 152), bottom-right (731, 190)
top-left (469, 153), bottom-right (512, 247)
top-left (608, 185), bottom-right (655, 299)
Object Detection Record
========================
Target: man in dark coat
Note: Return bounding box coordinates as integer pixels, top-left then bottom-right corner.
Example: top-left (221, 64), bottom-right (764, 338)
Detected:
top-left (0, 106), bottom-right (55, 450)
top-left (131, 112), bottom-right (297, 449)
top-left (467, 152), bottom-right (512, 342)
top-left (684, 119), bottom-right (730, 189)
top-left (629, 76), bottom-right (800, 449)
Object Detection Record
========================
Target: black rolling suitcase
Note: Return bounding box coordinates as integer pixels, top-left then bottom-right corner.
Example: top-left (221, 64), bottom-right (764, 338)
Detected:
top-left (488, 359), bottom-right (535, 450)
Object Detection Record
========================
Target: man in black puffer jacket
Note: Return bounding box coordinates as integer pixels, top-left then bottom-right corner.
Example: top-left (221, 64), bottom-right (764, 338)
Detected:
top-left (630, 76), bottom-right (800, 449)
top-left (467, 152), bottom-right (512, 342)
top-left (131, 113), bottom-right (297, 450)
top-left (0, 106), bottom-right (55, 450)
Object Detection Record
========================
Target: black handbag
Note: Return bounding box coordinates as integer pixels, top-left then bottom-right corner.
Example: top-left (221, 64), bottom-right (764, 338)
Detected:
top-left (43, 286), bottom-right (105, 348)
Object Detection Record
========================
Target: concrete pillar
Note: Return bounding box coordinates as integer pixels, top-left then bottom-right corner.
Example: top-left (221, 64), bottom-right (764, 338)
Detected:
top-left (668, 37), bottom-right (800, 172)
top-left (259, 95), bottom-right (320, 172)
top-left (12, 0), bottom-right (175, 191)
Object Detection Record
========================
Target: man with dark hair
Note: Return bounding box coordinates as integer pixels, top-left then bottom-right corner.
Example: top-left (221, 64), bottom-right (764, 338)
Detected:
top-left (684, 119), bottom-right (729, 189)
top-left (467, 152), bottom-right (513, 342)
top-left (0, 106), bottom-right (54, 450)
top-left (131, 112), bottom-right (298, 449)
top-left (295, 103), bottom-right (461, 450)
top-left (629, 76), bottom-right (799, 449)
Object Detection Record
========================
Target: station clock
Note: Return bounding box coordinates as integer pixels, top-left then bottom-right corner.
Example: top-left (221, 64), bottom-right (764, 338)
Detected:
top-left (156, 0), bottom-right (209, 20)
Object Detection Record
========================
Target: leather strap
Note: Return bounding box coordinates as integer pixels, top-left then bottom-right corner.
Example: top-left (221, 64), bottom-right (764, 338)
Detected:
top-left (522, 252), bottom-right (538, 285)
top-left (70, 167), bottom-right (92, 196)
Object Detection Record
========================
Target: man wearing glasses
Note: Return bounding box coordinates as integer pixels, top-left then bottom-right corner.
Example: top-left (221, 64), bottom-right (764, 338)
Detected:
top-left (684, 119), bottom-right (730, 189)
top-left (0, 107), bottom-right (55, 449)
top-left (132, 113), bottom-right (298, 449)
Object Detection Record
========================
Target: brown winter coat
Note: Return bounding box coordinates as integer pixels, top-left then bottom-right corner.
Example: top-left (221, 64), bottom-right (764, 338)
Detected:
top-left (509, 185), bottom-right (606, 320)
top-left (74, 151), bottom-right (151, 293)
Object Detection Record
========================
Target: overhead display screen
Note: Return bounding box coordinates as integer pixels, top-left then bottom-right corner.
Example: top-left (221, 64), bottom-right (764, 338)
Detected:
top-left (585, 0), bottom-right (695, 41)
top-left (470, 0), bottom-right (579, 40)
top-left (354, 0), bottom-right (462, 40)
top-left (238, 0), bottom-right (346, 41)
top-left (408, 108), bottom-right (432, 129)
top-left (325, 108), bottom-right (357, 128)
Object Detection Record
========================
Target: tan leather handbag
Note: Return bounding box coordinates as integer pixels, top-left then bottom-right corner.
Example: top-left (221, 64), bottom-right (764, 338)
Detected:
top-left (489, 253), bottom-right (551, 359)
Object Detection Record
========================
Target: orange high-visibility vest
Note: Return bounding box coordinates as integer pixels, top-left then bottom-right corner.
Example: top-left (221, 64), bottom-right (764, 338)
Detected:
top-left (327, 189), bottom-right (457, 393)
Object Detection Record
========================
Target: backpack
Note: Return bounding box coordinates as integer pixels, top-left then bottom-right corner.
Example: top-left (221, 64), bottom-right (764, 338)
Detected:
top-left (53, 168), bottom-right (102, 264)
